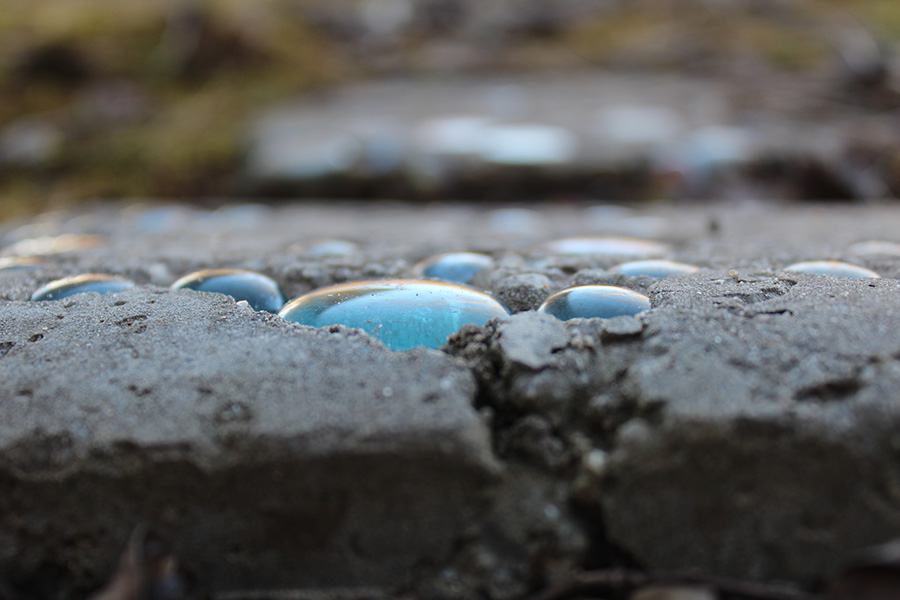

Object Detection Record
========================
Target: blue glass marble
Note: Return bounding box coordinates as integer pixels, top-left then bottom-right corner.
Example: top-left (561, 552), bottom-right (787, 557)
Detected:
top-left (279, 279), bottom-right (510, 351)
top-left (31, 274), bottom-right (135, 301)
top-left (611, 259), bottom-right (699, 278)
top-left (413, 252), bottom-right (494, 284)
top-left (846, 240), bottom-right (900, 257)
top-left (304, 240), bottom-right (359, 257)
top-left (171, 268), bottom-right (286, 313)
top-left (5, 234), bottom-right (104, 256)
top-left (0, 257), bottom-right (44, 272)
top-left (784, 261), bottom-right (880, 279)
top-left (544, 237), bottom-right (670, 257)
top-left (538, 285), bottom-right (650, 320)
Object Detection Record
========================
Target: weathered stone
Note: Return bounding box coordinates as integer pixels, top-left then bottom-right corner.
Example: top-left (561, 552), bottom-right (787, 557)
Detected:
top-left (495, 312), bottom-right (568, 370)
top-left (5, 202), bottom-right (900, 598)
top-left (0, 289), bottom-right (499, 596)
top-left (599, 274), bottom-right (900, 583)
top-left (492, 273), bottom-right (552, 313)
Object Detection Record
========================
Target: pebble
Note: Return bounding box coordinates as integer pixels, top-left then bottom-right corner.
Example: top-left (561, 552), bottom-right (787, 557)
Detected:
top-left (538, 285), bottom-right (651, 320)
top-left (171, 269), bottom-right (286, 313)
top-left (278, 279), bottom-right (510, 351)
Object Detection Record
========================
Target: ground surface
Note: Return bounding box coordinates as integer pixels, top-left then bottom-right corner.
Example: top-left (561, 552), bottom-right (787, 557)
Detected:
top-left (2, 200), bottom-right (900, 599)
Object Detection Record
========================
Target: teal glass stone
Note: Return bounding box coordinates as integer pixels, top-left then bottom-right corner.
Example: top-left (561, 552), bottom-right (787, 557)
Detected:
top-left (545, 237), bottom-right (670, 257)
top-left (784, 260), bottom-right (880, 279)
top-left (303, 240), bottom-right (359, 257)
top-left (413, 252), bottom-right (494, 284)
top-left (538, 285), bottom-right (650, 320)
top-left (5, 233), bottom-right (104, 256)
top-left (846, 240), bottom-right (900, 257)
top-left (31, 274), bottom-right (135, 301)
top-left (611, 259), bottom-right (699, 278)
top-left (279, 279), bottom-right (510, 351)
top-left (171, 268), bottom-right (286, 313)
top-left (0, 257), bottom-right (44, 272)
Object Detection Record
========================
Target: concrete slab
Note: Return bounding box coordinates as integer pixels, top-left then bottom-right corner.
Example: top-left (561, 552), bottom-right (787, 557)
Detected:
top-left (0, 289), bottom-right (498, 596)
top-left (4, 201), bottom-right (900, 597)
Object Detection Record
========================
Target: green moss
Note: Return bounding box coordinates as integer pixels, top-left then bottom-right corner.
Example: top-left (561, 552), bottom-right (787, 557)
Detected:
top-left (565, 6), bottom-right (829, 71)
top-left (819, 0), bottom-right (900, 41)
top-left (0, 0), bottom-right (886, 221)
top-left (0, 0), bottom-right (347, 215)
top-left (736, 18), bottom-right (829, 71)
top-left (565, 9), bottom-right (671, 65)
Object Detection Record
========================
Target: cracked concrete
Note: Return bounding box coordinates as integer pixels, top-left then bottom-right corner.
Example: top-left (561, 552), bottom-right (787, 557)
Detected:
top-left (0, 290), bottom-right (498, 597)
top-left (2, 201), bottom-right (900, 597)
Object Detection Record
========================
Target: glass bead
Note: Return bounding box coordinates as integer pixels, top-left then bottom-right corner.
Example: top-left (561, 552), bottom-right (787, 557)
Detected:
top-left (279, 279), bottom-right (510, 351)
top-left (304, 240), bottom-right (359, 257)
top-left (846, 240), bottom-right (900, 257)
top-left (611, 259), bottom-right (699, 278)
top-left (413, 252), bottom-right (494, 284)
top-left (0, 257), bottom-right (44, 271)
top-left (545, 237), bottom-right (669, 257)
top-left (538, 285), bottom-right (650, 320)
top-left (31, 274), bottom-right (135, 301)
top-left (5, 234), bottom-right (104, 256)
top-left (784, 261), bottom-right (879, 279)
top-left (171, 268), bottom-right (286, 313)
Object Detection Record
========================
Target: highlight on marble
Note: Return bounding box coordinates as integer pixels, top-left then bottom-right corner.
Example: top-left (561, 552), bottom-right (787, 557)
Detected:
top-left (845, 240), bottom-right (900, 257)
top-left (413, 252), bottom-right (494, 285)
top-left (171, 268), bottom-right (286, 313)
top-left (783, 260), bottom-right (880, 279)
top-left (279, 279), bottom-right (510, 351)
top-left (31, 274), bottom-right (135, 301)
top-left (611, 259), bottom-right (699, 278)
top-left (0, 257), bottom-right (45, 272)
top-left (538, 285), bottom-right (651, 320)
top-left (4, 234), bottom-right (104, 256)
top-left (544, 236), bottom-right (670, 257)
top-left (302, 240), bottom-right (359, 257)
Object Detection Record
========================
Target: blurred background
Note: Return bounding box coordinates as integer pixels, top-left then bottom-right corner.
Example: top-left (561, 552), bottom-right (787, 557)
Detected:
top-left (2, 0), bottom-right (900, 221)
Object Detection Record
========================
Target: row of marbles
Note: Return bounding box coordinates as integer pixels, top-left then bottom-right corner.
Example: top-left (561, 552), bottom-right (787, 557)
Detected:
top-left (413, 251), bottom-right (881, 284)
top-left (22, 252), bottom-right (881, 351)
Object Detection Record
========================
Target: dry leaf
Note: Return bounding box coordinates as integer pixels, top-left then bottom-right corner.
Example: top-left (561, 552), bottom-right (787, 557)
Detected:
top-left (631, 584), bottom-right (717, 600)
top-left (90, 527), bottom-right (194, 600)
top-left (828, 538), bottom-right (900, 600)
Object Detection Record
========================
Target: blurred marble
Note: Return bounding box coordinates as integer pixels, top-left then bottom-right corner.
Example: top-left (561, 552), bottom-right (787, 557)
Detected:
top-left (172, 269), bottom-right (286, 313)
top-left (538, 285), bottom-right (650, 320)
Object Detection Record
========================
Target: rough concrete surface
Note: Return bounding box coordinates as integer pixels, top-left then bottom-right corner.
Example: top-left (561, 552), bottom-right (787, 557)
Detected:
top-left (3, 201), bottom-right (900, 598)
top-left (0, 289), bottom-right (497, 597)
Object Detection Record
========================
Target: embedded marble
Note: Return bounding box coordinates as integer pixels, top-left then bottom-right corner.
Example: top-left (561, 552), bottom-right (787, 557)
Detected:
top-left (279, 279), bottom-right (510, 351)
